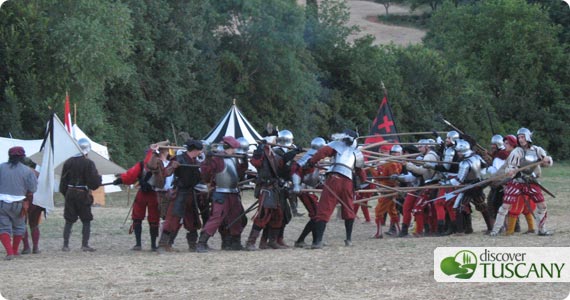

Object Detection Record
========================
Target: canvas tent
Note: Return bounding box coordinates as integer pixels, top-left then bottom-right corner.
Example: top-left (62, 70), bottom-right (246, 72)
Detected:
top-left (203, 103), bottom-right (263, 146)
top-left (29, 114), bottom-right (125, 210)
top-left (0, 137), bottom-right (43, 164)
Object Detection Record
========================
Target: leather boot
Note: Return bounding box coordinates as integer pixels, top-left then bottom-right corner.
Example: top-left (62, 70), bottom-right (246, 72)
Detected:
top-left (442, 221), bottom-right (456, 236)
top-left (221, 234), bottom-right (232, 251)
top-left (455, 212), bottom-right (465, 235)
top-left (276, 227), bottom-right (289, 248)
top-left (514, 218), bottom-right (521, 233)
top-left (465, 214), bottom-right (473, 234)
top-left (157, 231), bottom-right (172, 253)
top-left (311, 221), bottom-right (327, 249)
top-left (436, 220), bottom-right (446, 236)
top-left (31, 227), bottom-right (41, 254)
top-left (131, 221), bottom-right (142, 251)
top-left (22, 230), bottom-right (31, 254)
top-left (245, 228), bottom-right (261, 251)
top-left (186, 231), bottom-right (198, 251)
top-left (524, 214), bottom-right (536, 234)
top-left (398, 223), bottom-right (409, 237)
top-left (505, 215), bottom-right (517, 236)
top-left (268, 228), bottom-right (286, 249)
top-left (196, 232), bottom-right (211, 253)
top-left (481, 210), bottom-right (493, 233)
top-left (295, 220), bottom-right (314, 247)
top-left (62, 222), bottom-right (73, 251)
top-left (385, 223), bottom-right (397, 236)
top-left (149, 224), bottom-right (159, 251)
top-left (230, 235), bottom-right (244, 251)
top-left (81, 221), bottom-right (95, 252)
top-left (344, 219), bottom-right (354, 246)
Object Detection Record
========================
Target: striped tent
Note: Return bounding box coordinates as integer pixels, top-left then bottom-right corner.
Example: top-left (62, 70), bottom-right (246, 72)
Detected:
top-left (203, 103), bottom-right (262, 146)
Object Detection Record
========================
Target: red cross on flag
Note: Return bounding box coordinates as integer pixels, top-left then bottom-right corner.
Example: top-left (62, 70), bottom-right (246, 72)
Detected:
top-left (364, 95), bottom-right (400, 152)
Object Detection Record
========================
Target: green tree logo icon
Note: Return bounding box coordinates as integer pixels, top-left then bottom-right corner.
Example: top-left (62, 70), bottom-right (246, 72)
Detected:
top-left (440, 250), bottom-right (478, 279)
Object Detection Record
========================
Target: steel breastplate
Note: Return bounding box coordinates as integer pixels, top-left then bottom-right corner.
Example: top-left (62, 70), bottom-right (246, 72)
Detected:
top-left (215, 158), bottom-right (239, 193)
top-left (520, 149), bottom-right (539, 175)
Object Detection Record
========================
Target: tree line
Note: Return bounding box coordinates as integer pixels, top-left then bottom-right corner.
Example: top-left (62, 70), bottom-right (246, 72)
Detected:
top-left (1, 0), bottom-right (568, 166)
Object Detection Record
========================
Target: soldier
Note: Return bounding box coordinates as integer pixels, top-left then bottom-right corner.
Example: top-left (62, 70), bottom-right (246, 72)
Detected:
top-left (299, 129), bottom-right (365, 248)
top-left (404, 139), bottom-right (441, 237)
top-left (370, 145), bottom-right (403, 238)
top-left (0, 147), bottom-right (38, 260)
top-left (432, 131), bottom-right (460, 235)
top-left (157, 140), bottom-right (202, 252)
top-left (490, 128), bottom-right (553, 236)
top-left (60, 139), bottom-right (102, 252)
top-left (485, 135), bottom-right (511, 227)
top-left (113, 141), bottom-right (175, 251)
top-left (196, 136), bottom-right (249, 253)
top-left (440, 140), bottom-right (490, 235)
top-left (291, 137), bottom-right (326, 248)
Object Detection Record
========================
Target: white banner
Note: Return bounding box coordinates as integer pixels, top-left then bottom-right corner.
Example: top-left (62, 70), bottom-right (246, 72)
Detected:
top-left (434, 247), bottom-right (570, 282)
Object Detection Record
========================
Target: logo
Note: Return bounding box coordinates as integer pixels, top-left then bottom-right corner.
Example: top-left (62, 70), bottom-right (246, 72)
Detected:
top-left (434, 247), bottom-right (570, 282)
top-left (440, 250), bottom-right (477, 279)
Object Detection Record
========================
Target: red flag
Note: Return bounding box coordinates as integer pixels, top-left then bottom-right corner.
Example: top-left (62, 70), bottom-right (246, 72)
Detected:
top-left (64, 92), bottom-right (72, 134)
top-left (364, 95), bottom-right (400, 152)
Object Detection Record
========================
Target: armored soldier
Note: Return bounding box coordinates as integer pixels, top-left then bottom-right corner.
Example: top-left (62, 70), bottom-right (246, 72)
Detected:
top-left (485, 134), bottom-right (511, 226)
top-left (490, 128), bottom-right (553, 236)
top-left (196, 136), bottom-right (249, 253)
top-left (291, 137), bottom-right (326, 247)
top-left (300, 129), bottom-right (365, 248)
top-left (432, 131), bottom-right (460, 235)
top-left (60, 139), bottom-right (102, 252)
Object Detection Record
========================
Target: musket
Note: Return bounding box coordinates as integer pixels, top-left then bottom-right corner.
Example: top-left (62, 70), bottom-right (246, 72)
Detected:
top-left (226, 200), bottom-right (259, 229)
top-left (357, 132), bottom-right (448, 139)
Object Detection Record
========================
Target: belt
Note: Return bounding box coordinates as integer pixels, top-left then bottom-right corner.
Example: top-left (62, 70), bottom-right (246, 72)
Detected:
top-left (68, 185), bottom-right (89, 191)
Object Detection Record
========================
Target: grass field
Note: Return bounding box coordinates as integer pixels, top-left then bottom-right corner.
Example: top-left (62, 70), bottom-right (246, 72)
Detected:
top-left (1, 163), bottom-right (569, 300)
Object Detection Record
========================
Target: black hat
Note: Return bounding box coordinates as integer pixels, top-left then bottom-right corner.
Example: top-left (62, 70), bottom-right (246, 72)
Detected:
top-left (184, 139), bottom-right (203, 151)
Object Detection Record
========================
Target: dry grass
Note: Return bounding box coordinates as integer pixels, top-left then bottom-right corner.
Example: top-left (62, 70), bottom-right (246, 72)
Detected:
top-left (1, 163), bottom-right (569, 300)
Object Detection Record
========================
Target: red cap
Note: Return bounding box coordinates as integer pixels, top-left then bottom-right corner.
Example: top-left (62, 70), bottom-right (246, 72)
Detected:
top-left (504, 135), bottom-right (517, 147)
top-left (8, 146), bottom-right (25, 157)
top-left (222, 136), bottom-right (241, 148)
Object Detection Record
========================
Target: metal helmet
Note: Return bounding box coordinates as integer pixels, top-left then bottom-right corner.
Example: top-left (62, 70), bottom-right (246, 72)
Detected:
top-left (517, 127), bottom-right (532, 143)
top-left (310, 137), bottom-right (326, 150)
top-left (235, 137), bottom-right (250, 154)
top-left (77, 138), bottom-right (91, 155)
top-left (455, 139), bottom-right (472, 155)
top-left (277, 129), bottom-right (294, 147)
top-left (446, 131), bottom-right (460, 144)
top-left (390, 145), bottom-right (403, 154)
top-left (490, 134), bottom-right (505, 150)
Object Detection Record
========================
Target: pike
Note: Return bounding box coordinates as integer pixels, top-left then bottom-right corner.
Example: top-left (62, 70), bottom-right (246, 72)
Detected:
top-left (384, 157), bottom-right (460, 165)
top-left (357, 131), bottom-right (448, 139)
top-left (427, 161), bottom-right (544, 203)
top-left (353, 192), bottom-right (399, 204)
top-left (440, 118), bottom-right (491, 159)
top-left (364, 142), bottom-right (440, 146)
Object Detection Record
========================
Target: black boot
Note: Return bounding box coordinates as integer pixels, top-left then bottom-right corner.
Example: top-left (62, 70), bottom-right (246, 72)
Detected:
top-left (196, 231), bottom-right (211, 253)
top-left (443, 221), bottom-right (456, 236)
top-left (221, 234), bottom-right (232, 250)
top-left (81, 221), bottom-right (95, 252)
top-left (455, 212), bottom-right (466, 235)
top-left (514, 218), bottom-right (521, 233)
top-left (62, 222), bottom-right (73, 251)
top-left (311, 221), bottom-right (327, 249)
top-left (465, 214), bottom-right (473, 234)
top-left (295, 220), bottom-right (314, 248)
top-left (230, 235), bottom-right (244, 251)
top-left (481, 210), bottom-right (493, 233)
top-left (437, 220), bottom-right (446, 236)
top-left (132, 220), bottom-right (142, 250)
top-left (149, 224), bottom-right (159, 251)
top-left (344, 219), bottom-right (354, 247)
top-left (398, 223), bottom-right (409, 237)
top-left (169, 229), bottom-right (179, 247)
top-left (245, 227), bottom-right (261, 251)
top-left (186, 231), bottom-right (198, 252)
top-left (267, 228), bottom-right (286, 249)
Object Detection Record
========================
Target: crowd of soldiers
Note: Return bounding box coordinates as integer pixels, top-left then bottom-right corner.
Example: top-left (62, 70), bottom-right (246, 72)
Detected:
top-left (0, 126), bottom-right (555, 259)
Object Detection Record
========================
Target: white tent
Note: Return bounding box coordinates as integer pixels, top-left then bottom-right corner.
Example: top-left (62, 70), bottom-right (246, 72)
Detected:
top-left (203, 103), bottom-right (263, 146)
top-left (0, 137), bottom-right (42, 164)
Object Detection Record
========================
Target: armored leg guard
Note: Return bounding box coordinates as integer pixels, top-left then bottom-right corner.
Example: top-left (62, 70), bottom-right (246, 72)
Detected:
top-left (62, 222), bottom-right (73, 251)
top-left (196, 231), bottom-right (211, 253)
top-left (81, 221), bottom-right (95, 252)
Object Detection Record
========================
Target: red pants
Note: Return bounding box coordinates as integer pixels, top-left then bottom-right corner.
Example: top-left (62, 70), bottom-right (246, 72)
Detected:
top-left (354, 190), bottom-right (372, 222)
top-left (434, 187), bottom-right (456, 222)
top-left (508, 195), bottom-right (537, 217)
top-left (298, 193), bottom-right (318, 219)
top-left (132, 190), bottom-right (159, 223)
top-left (202, 193), bottom-right (244, 236)
top-left (402, 192), bottom-right (416, 226)
top-left (315, 174), bottom-right (355, 222)
top-left (162, 191), bottom-right (201, 233)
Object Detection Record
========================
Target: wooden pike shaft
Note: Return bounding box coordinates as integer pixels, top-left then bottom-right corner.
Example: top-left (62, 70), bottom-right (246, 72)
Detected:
top-left (361, 140), bottom-right (388, 150)
top-left (353, 192), bottom-right (399, 204)
top-left (358, 131), bottom-right (447, 139)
